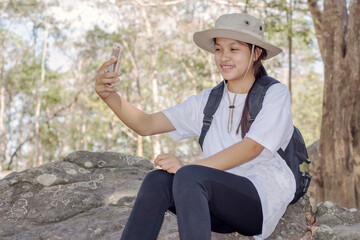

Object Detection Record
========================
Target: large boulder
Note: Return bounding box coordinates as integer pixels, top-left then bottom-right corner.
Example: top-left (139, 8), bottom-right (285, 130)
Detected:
top-left (313, 201), bottom-right (360, 239)
top-left (0, 151), bottom-right (353, 240)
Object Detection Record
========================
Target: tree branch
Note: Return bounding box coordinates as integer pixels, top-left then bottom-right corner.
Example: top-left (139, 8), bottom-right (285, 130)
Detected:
top-left (45, 95), bottom-right (79, 125)
top-left (307, 0), bottom-right (324, 58)
top-left (134, 0), bottom-right (186, 7)
top-left (8, 135), bottom-right (34, 170)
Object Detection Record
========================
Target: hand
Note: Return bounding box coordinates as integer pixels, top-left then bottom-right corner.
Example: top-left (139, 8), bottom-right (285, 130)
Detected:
top-left (95, 58), bottom-right (122, 100)
top-left (154, 153), bottom-right (185, 174)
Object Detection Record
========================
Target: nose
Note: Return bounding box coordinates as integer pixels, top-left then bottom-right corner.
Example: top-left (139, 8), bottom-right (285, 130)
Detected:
top-left (220, 49), bottom-right (231, 62)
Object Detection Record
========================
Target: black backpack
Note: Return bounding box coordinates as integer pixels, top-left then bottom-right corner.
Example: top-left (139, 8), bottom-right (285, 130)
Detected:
top-left (199, 76), bottom-right (311, 204)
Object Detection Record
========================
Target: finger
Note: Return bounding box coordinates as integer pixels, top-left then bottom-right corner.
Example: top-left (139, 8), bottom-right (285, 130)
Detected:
top-left (154, 156), bottom-right (160, 167)
top-left (104, 71), bottom-right (122, 79)
top-left (95, 84), bottom-right (118, 93)
top-left (166, 166), bottom-right (178, 174)
top-left (159, 162), bottom-right (171, 171)
top-left (158, 159), bottom-right (178, 171)
top-left (154, 154), bottom-right (168, 166)
top-left (97, 58), bottom-right (117, 74)
top-left (155, 158), bottom-right (166, 169)
top-left (154, 165), bottom-right (162, 170)
top-left (97, 77), bottom-right (120, 86)
top-left (95, 72), bottom-right (121, 85)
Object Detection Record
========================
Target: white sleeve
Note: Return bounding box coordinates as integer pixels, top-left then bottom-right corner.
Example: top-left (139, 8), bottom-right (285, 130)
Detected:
top-left (161, 91), bottom-right (209, 141)
top-left (246, 83), bottom-right (294, 155)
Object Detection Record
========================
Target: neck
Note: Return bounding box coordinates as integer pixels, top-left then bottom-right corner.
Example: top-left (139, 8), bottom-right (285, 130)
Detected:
top-left (226, 75), bottom-right (255, 94)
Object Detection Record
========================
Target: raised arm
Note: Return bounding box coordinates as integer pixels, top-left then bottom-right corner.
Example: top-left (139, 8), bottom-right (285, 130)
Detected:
top-left (95, 58), bottom-right (175, 136)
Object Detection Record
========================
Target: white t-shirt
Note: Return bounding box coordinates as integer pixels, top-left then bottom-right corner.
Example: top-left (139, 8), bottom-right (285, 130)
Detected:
top-left (162, 82), bottom-right (296, 239)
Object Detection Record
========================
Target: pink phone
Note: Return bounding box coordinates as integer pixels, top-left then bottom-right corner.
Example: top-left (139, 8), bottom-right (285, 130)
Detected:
top-left (106, 43), bottom-right (123, 87)
top-left (107, 43), bottom-right (123, 73)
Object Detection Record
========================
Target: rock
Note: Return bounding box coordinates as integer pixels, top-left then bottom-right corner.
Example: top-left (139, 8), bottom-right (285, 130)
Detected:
top-left (0, 151), bottom-right (318, 239)
top-left (0, 171), bottom-right (13, 180)
top-left (306, 140), bottom-right (323, 208)
top-left (314, 201), bottom-right (360, 239)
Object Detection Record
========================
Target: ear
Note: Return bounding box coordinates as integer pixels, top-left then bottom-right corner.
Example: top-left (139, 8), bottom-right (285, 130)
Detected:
top-left (253, 47), bottom-right (263, 61)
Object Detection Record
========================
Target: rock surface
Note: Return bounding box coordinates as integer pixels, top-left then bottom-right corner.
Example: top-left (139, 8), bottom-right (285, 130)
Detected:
top-left (313, 201), bottom-right (360, 239)
top-left (0, 151), bottom-right (358, 240)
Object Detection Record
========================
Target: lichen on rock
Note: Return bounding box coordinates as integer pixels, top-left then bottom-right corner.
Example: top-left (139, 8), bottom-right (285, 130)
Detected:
top-left (36, 173), bottom-right (57, 187)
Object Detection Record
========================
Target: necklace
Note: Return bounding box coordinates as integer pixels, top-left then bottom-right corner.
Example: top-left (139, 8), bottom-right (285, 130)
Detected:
top-left (224, 45), bottom-right (255, 133)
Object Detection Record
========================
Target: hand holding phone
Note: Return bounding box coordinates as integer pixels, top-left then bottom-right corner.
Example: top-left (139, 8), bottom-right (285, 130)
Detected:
top-left (106, 43), bottom-right (123, 87)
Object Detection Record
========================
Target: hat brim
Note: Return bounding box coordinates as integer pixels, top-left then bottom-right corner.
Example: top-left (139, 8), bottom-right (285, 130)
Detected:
top-left (193, 28), bottom-right (282, 59)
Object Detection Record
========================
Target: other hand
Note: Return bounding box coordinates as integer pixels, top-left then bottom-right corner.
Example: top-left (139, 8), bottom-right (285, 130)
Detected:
top-left (95, 58), bottom-right (122, 100)
top-left (154, 153), bottom-right (185, 174)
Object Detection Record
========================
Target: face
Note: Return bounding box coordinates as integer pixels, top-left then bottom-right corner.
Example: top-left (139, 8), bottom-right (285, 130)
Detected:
top-left (214, 38), bottom-right (253, 84)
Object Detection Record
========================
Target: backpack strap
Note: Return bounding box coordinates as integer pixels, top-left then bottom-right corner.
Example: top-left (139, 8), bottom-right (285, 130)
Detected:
top-left (198, 81), bottom-right (224, 150)
top-left (249, 76), bottom-right (293, 168)
top-left (199, 76), bottom-right (279, 151)
top-left (248, 76), bottom-right (279, 123)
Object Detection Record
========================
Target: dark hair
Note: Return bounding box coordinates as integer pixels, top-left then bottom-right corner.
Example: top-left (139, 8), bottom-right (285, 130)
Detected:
top-left (236, 45), bottom-right (268, 137)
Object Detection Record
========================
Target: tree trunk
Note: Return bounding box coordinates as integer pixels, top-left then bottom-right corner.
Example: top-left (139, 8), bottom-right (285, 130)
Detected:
top-left (34, 21), bottom-right (49, 167)
top-left (0, 85), bottom-right (5, 170)
top-left (121, 40), bottom-right (144, 157)
top-left (140, 6), bottom-right (162, 159)
top-left (287, 0), bottom-right (293, 101)
top-left (0, 33), bottom-right (7, 170)
top-left (308, 0), bottom-right (360, 208)
top-left (151, 70), bottom-right (162, 158)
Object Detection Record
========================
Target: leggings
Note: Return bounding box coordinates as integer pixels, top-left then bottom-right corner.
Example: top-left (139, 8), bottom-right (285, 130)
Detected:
top-left (120, 165), bottom-right (263, 240)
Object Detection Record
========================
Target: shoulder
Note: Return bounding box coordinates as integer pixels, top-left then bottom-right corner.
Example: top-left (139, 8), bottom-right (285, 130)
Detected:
top-left (267, 81), bottom-right (289, 95)
top-left (186, 88), bottom-right (212, 103)
top-left (263, 81), bottom-right (291, 107)
top-left (266, 81), bottom-right (290, 98)
top-left (173, 87), bottom-right (212, 112)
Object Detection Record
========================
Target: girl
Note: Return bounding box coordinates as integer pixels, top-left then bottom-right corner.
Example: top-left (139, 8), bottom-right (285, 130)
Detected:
top-left (95, 13), bottom-right (295, 240)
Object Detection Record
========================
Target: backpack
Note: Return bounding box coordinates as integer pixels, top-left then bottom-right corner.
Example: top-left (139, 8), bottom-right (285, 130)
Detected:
top-left (199, 76), bottom-right (311, 204)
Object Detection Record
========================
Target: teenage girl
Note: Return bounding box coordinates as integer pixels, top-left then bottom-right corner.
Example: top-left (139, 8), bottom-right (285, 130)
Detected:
top-left (95, 13), bottom-right (295, 240)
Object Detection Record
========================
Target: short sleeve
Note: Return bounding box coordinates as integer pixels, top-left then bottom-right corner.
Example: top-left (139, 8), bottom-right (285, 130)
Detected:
top-left (246, 84), bottom-right (293, 154)
top-left (161, 91), bottom-right (209, 141)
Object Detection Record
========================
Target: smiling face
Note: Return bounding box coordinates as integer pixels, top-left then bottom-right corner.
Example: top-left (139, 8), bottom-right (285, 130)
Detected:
top-left (214, 38), bottom-right (255, 92)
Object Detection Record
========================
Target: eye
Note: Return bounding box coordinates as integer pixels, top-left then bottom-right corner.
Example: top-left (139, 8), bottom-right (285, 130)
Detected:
top-left (215, 48), bottom-right (221, 52)
top-left (231, 48), bottom-right (239, 51)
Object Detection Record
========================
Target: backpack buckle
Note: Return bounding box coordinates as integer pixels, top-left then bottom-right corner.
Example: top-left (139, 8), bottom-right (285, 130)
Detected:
top-left (203, 116), bottom-right (213, 126)
top-left (299, 161), bottom-right (310, 173)
top-left (302, 172), bottom-right (312, 193)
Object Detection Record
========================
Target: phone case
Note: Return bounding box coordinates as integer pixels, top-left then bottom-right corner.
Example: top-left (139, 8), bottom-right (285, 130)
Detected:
top-left (107, 43), bottom-right (123, 73)
top-left (106, 43), bottom-right (123, 87)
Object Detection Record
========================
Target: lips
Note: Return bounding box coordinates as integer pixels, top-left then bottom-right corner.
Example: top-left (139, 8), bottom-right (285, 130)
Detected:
top-left (220, 65), bottom-right (235, 71)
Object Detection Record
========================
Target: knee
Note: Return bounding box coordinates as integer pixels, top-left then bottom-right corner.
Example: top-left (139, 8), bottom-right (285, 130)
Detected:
top-left (141, 170), bottom-right (173, 191)
top-left (173, 165), bottom-right (205, 195)
top-left (139, 169), bottom-right (173, 195)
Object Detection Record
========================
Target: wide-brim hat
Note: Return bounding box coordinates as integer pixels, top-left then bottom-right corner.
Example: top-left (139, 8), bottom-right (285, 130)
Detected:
top-left (193, 13), bottom-right (282, 59)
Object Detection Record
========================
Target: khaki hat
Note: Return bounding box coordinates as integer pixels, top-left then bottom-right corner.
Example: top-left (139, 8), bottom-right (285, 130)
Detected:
top-left (193, 13), bottom-right (282, 59)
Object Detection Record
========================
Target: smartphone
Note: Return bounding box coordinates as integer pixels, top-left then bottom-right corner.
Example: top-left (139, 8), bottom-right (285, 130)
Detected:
top-left (106, 43), bottom-right (123, 87)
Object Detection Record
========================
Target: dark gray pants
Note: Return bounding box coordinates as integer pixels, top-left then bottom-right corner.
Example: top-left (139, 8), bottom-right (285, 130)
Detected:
top-left (120, 165), bottom-right (263, 240)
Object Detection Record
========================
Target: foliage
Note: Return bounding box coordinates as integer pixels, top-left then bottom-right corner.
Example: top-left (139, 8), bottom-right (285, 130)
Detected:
top-left (0, 0), bottom-right (323, 171)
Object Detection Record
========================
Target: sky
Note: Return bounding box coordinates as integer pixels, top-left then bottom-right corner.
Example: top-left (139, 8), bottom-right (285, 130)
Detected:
top-left (4, 0), bottom-right (324, 76)
top-left (5, 0), bottom-right (122, 72)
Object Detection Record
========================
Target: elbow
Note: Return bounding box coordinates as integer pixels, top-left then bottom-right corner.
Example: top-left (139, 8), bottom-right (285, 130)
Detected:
top-left (244, 137), bottom-right (264, 159)
top-left (136, 128), bottom-right (153, 137)
top-left (137, 131), bottom-right (150, 137)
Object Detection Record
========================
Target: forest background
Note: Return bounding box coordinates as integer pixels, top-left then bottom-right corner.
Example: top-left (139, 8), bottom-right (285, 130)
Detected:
top-left (1, 0), bottom-right (322, 169)
top-left (1, 0), bottom-right (334, 206)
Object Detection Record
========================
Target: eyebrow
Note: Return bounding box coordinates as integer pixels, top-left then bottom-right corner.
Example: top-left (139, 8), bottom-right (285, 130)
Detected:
top-left (215, 42), bottom-right (242, 46)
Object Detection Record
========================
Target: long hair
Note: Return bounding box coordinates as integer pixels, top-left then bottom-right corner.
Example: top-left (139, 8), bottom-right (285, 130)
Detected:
top-left (236, 45), bottom-right (268, 137)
